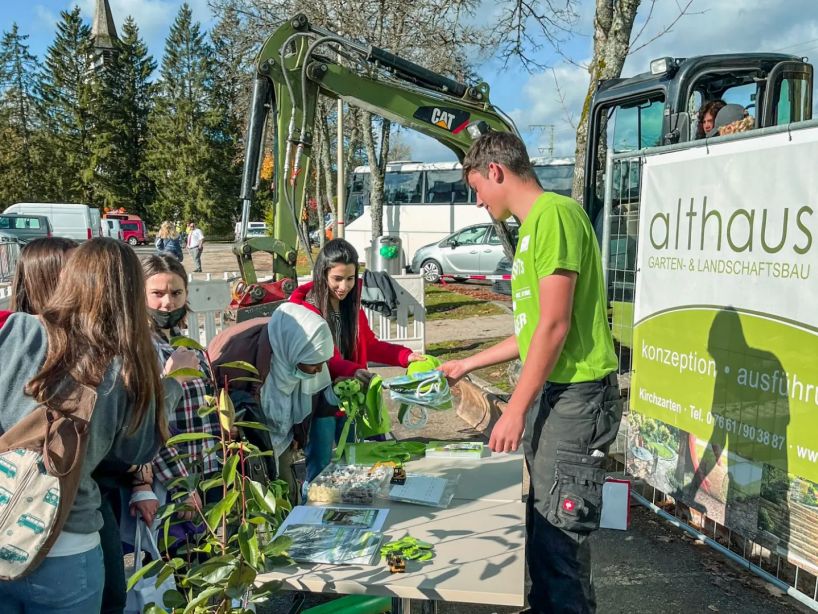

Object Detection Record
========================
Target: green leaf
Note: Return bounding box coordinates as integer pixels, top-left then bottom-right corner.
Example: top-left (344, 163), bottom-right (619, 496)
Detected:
top-left (234, 420), bottom-right (270, 432)
top-left (206, 489), bottom-right (240, 529)
top-left (197, 404), bottom-right (217, 417)
top-left (126, 559), bottom-right (163, 591)
top-left (219, 388), bottom-right (235, 432)
top-left (183, 585), bottom-right (222, 613)
top-left (166, 432), bottom-right (216, 446)
top-left (220, 360), bottom-right (259, 375)
top-left (161, 589), bottom-right (186, 609)
top-left (247, 479), bottom-right (274, 514)
top-left (156, 562), bottom-right (176, 587)
top-left (143, 605), bottom-right (166, 614)
top-left (166, 367), bottom-right (205, 379)
top-left (226, 563), bottom-right (257, 600)
top-left (222, 454), bottom-right (240, 485)
top-left (262, 534), bottom-right (292, 557)
top-left (170, 336), bottom-right (205, 351)
top-left (238, 523), bottom-right (260, 568)
top-left (230, 376), bottom-right (263, 383)
top-left (199, 476), bottom-right (224, 492)
top-left (186, 557), bottom-right (237, 584)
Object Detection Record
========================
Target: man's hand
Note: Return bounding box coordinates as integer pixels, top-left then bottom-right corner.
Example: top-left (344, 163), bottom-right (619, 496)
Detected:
top-left (438, 359), bottom-right (471, 386)
top-left (488, 408), bottom-right (526, 453)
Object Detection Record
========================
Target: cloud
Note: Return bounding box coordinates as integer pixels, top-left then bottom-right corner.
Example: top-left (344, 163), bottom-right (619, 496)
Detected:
top-left (74, 0), bottom-right (216, 59)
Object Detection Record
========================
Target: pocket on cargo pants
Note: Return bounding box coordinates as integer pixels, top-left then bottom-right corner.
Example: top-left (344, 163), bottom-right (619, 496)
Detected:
top-left (588, 377), bottom-right (623, 451)
top-left (545, 446), bottom-right (606, 533)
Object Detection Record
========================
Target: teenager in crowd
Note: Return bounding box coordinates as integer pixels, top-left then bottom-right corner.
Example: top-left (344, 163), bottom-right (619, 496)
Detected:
top-left (0, 238), bottom-right (174, 613)
top-left (261, 302), bottom-right (335, 503)
top-left (0, 237), bottom-right (78, 328)
top-left (137, 255), bottom-right (222, 531)
top-left (289, 239), bottom-right (424, 482)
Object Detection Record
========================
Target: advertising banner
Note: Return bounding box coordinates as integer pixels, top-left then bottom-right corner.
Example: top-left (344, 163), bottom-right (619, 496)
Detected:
top-left (628, 127), bottom-right (818, 569)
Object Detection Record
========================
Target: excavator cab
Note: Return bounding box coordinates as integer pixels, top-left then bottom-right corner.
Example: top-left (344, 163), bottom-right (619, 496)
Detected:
top-left (582, 53), bottom-right (813, 354)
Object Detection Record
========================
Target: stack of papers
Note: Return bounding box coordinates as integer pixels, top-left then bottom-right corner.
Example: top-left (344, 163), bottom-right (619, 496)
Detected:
top-left (275, 505), bottom-right (389, 565)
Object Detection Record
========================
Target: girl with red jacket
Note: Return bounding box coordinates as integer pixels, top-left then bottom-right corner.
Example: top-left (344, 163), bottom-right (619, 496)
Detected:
top-left (290, 239), bottom-right (423, 481)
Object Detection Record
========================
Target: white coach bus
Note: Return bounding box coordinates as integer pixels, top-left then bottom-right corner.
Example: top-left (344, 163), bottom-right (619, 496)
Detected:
top-left (344, 157), bottom-right (574, 265)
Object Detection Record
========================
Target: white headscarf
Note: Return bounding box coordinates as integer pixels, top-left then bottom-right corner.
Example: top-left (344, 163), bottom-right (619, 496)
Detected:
top-left (260, 303), bottom-right (335, 456)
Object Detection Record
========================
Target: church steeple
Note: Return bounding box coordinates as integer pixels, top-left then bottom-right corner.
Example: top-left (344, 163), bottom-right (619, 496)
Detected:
top-left (91, 0), bottom-right (118, 68)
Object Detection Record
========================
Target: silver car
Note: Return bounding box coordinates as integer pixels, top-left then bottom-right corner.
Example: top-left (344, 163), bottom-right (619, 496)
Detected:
top-left (410, 223), bottom-right (518, 282)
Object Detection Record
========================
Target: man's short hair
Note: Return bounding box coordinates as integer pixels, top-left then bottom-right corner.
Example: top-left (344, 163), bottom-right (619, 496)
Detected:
top-left (462, 131), bottom-right (536, 183)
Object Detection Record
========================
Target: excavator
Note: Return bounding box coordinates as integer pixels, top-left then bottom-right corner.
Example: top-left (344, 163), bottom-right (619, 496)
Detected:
top-left (228, 13), bottom-right (517, 320)
top-left (229, 13), bottom-right (813, 322)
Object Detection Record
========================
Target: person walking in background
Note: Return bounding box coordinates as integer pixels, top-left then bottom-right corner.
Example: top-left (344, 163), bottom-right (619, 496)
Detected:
top-left (155, 221), bottom-right (184, 262)
top-left (186, 221), bottom-right (204, 272)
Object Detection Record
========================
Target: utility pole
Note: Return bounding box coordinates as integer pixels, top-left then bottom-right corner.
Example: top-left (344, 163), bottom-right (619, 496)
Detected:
top-left (529, 124), bottom-right (555, 157)
top-left (337, 99), bottom-right (345, 238)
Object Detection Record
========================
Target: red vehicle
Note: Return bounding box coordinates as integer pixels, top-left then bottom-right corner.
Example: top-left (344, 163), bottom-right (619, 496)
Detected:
top-left (103, 213), bottom-right (147, 246)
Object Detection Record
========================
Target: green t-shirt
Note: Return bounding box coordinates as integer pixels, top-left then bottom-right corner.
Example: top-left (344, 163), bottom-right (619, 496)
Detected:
top-left (511, 192), bottom-right (617, 383)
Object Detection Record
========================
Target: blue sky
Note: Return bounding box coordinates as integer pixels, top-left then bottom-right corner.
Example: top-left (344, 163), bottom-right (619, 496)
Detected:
top-left (5, 1), bottom-right (818, 161)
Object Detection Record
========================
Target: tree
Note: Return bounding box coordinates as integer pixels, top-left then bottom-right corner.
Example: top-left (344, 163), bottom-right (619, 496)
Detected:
top-left (89, 17), bottom-right (157, 217)
top-left (145, 3), bottom-right (232, 233)
top-left (570, 0), bottom-right (640, 201)
top-left (0, 23), bottom-right (42, 204)
top-left (211, 4), bottom-right (256, 225)
top-left (37, 8), bottom-right (95, 202)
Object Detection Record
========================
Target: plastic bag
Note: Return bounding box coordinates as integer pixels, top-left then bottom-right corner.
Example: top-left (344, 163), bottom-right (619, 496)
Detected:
top-left (125, 518), bottom-right (176, 614)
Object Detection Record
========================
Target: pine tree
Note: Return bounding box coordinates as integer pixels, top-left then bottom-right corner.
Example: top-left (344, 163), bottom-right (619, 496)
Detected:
top-left (89, 17), bottom-right (156, 219)
top-left (37, 7), bottom-right (95, 203)
top-left (145, 3), bottom-right (232, 233)
top-left (0, 23), bottom-right (42, 205)
top-left (210, 5), bottom-right (254, 226)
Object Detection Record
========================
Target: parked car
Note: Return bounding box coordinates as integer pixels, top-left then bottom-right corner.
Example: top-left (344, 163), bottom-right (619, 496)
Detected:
top-left (409, 223), bottom-right (518, 283)
top-left (492, 256), bottom-right (512, 295)
top-left (0, 231), bottom-right (21, 284)
top-left (105, 214), bottom-right (147, 245)
top-left (3, 203), bottom-right (102, 241)
top-left (0, 214), bottom-right (52, 244)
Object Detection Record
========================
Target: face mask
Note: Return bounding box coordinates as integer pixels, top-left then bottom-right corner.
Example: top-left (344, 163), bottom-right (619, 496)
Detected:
top-left (294, 365), bottom-right (331, 396)
top-left (148, 306), bottom-right (187, 330)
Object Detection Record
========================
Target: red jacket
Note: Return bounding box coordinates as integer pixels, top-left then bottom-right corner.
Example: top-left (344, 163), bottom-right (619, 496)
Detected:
top-left (0, 311), bottom-right (11, 329)
top-left (289, 281), bottom-right (412, 378)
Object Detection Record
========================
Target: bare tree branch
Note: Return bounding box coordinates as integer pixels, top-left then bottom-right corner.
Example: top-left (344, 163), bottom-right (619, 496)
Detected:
top-left (629, 0), bottom-right (698, 55)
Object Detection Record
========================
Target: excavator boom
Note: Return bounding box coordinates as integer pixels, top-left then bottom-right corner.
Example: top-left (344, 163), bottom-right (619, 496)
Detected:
top-left (231, 14), bottom-right (518, 320)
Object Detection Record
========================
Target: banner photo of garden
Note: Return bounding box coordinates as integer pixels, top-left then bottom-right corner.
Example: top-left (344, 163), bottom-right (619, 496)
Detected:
top-left (624, 129), bottom-right (818, 575)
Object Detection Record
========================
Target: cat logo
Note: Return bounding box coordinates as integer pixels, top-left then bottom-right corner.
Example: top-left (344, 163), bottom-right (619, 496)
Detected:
top-left (431, 108), bottom-right (455, 130)
top-left (412, 106), bottom-right (470, 134)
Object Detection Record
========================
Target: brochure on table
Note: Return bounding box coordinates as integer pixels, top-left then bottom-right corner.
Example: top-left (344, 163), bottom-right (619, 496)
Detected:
top-left (275, 505), bottom-right (390, 565)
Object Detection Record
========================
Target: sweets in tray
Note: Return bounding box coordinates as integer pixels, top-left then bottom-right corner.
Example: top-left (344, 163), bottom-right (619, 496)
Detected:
top-left (306, 463), bottom-right (394, 505)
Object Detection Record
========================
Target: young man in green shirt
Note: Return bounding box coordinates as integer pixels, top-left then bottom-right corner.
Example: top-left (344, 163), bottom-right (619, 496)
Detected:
top-left (441, 132), bottom-right (622, 613)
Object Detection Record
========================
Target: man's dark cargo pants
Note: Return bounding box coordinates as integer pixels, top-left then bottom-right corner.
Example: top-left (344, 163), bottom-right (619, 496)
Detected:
top-left (522, 372), bottom-right (622, 614)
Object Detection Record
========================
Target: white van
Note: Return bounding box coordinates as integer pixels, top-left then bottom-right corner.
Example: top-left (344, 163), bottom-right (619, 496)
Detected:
top-left (102, 218), bottom-right (124, 241)
top-left (3, 203), bottom-right (103, 241)
top-left (234, 221), bottom-right (268, 240)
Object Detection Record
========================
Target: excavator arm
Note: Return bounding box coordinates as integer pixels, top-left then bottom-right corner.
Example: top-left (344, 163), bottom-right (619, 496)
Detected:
top-left (232, 14), bottom-right (518, 319)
